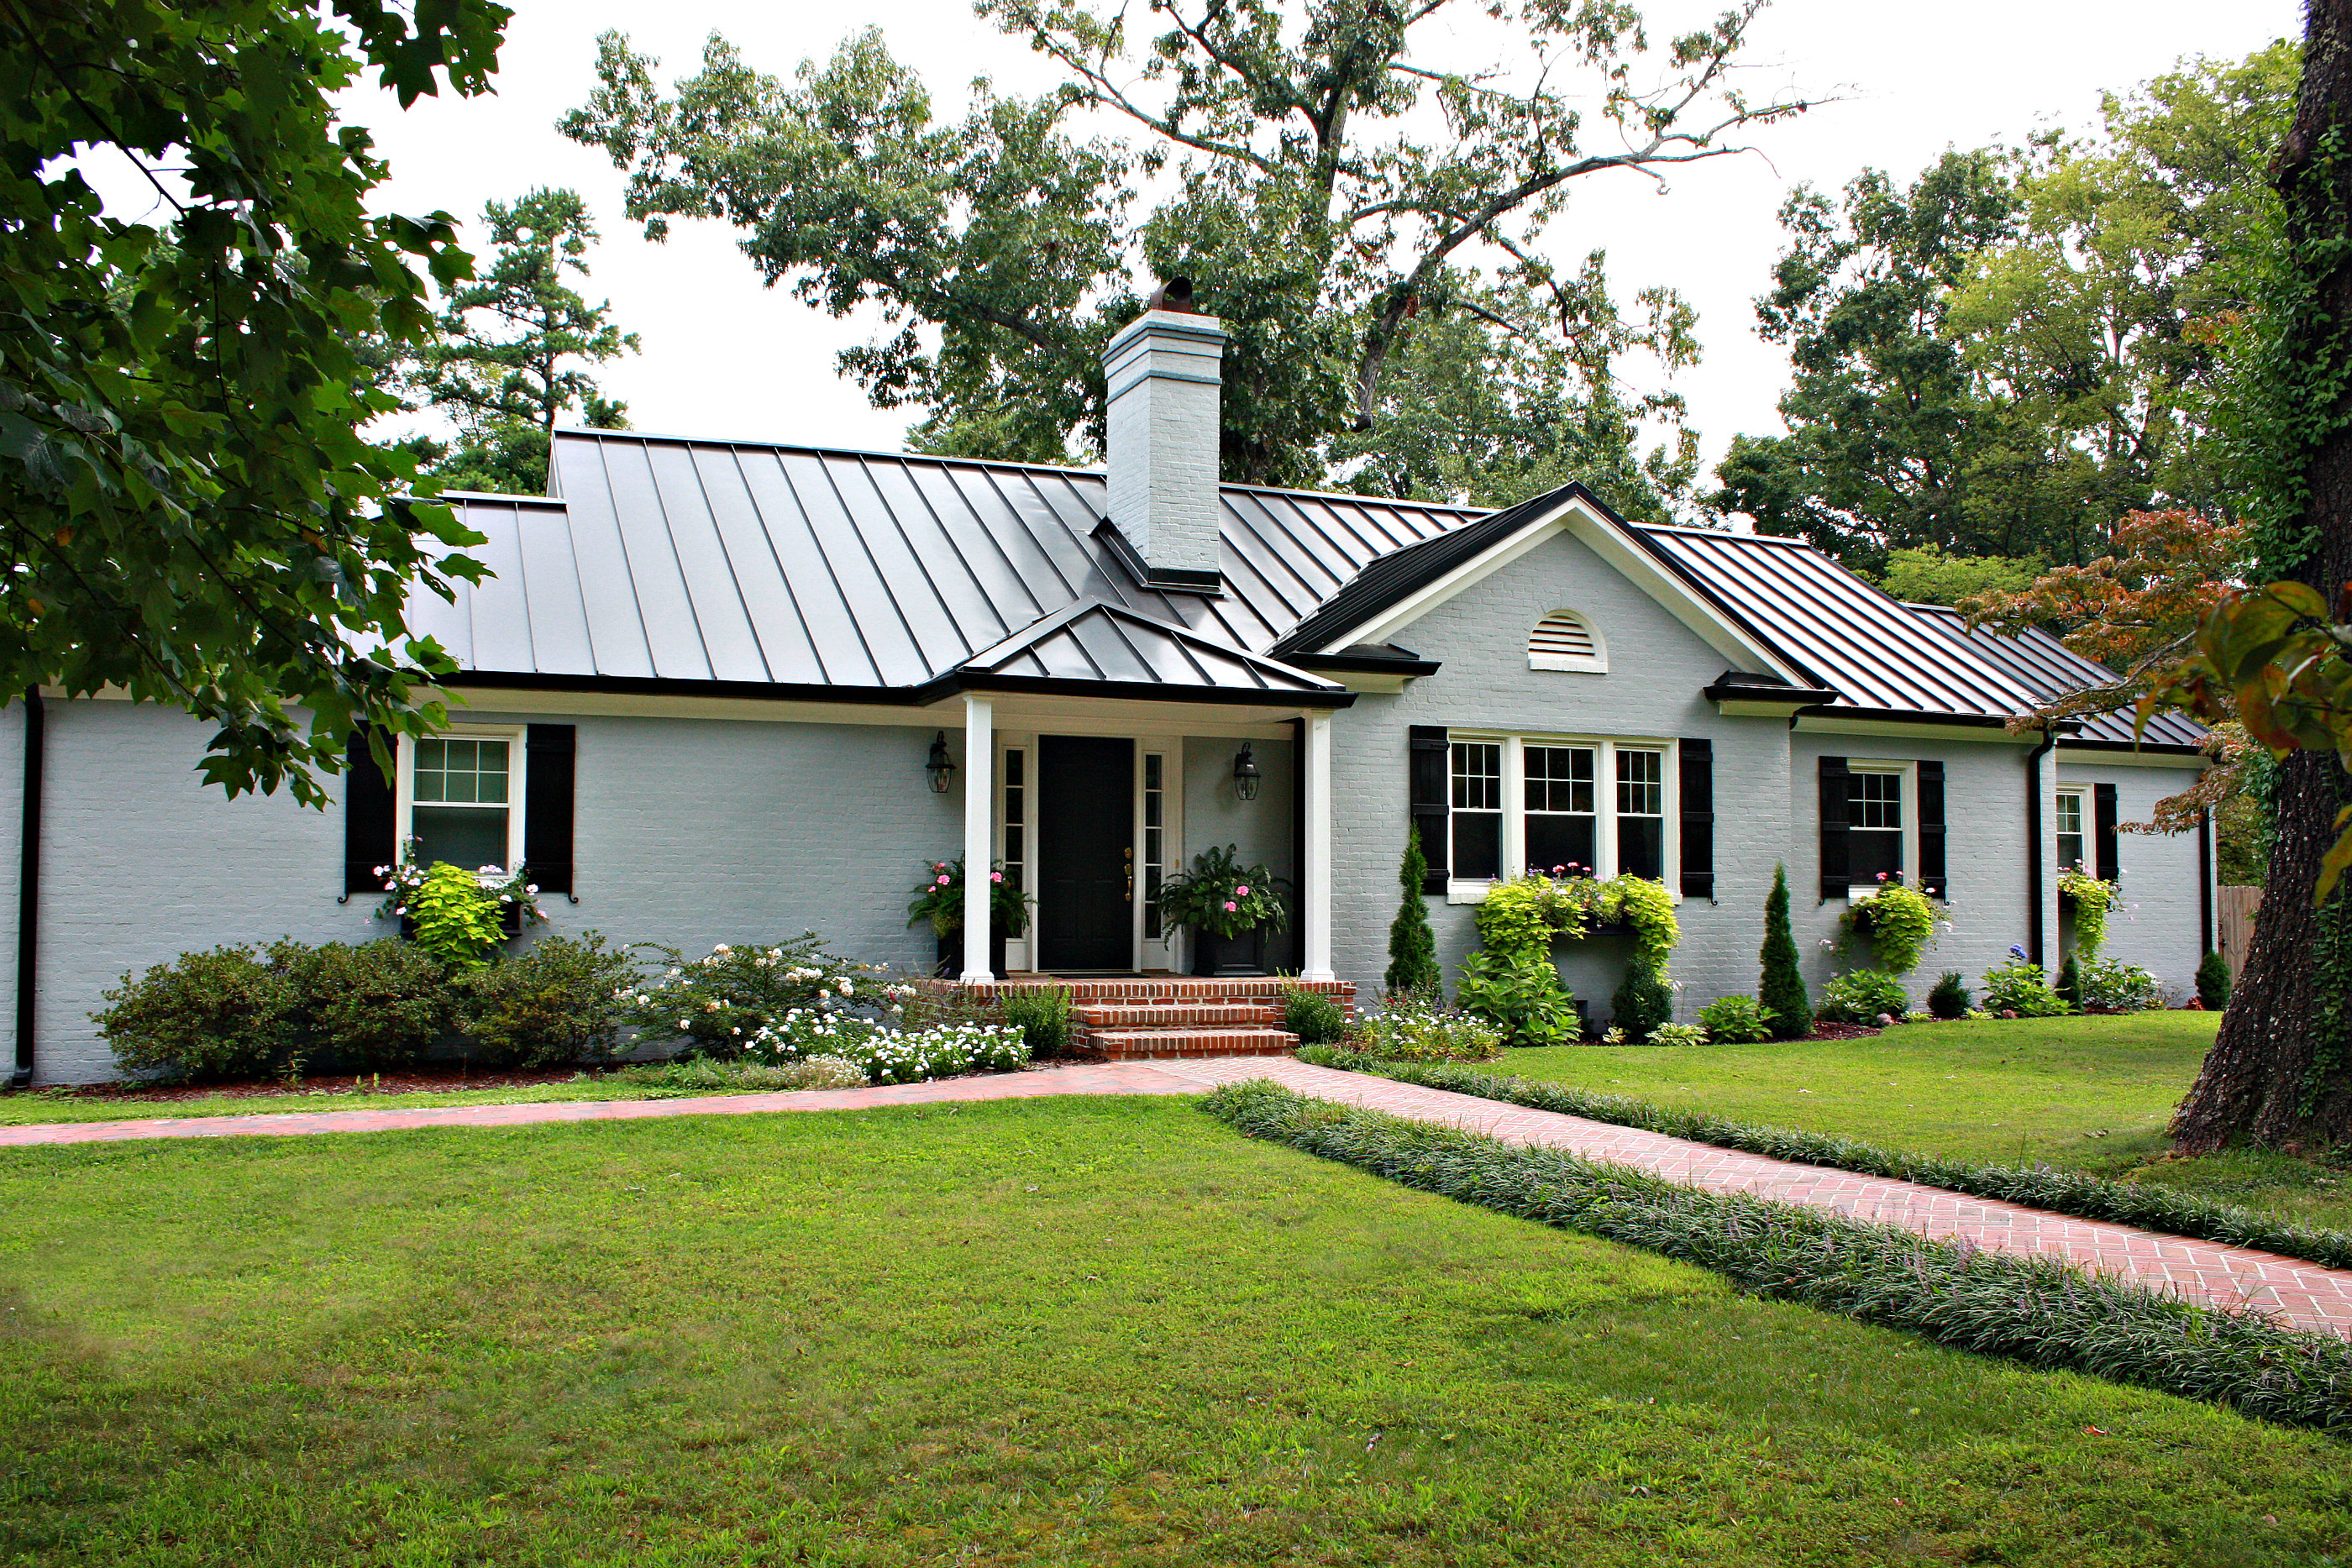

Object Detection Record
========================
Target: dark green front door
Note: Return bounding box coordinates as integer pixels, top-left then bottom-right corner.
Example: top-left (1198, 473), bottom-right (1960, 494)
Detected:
top-left (1037, 735), bottom-right (1134, 971)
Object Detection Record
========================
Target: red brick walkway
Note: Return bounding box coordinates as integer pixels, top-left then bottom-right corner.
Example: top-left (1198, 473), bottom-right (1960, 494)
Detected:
top-left (9, 1055), bottom-right (2351, 1339)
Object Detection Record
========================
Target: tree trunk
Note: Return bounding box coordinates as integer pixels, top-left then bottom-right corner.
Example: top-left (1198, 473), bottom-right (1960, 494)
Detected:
top-left (2171, 0), bottom-right (2352, 1154)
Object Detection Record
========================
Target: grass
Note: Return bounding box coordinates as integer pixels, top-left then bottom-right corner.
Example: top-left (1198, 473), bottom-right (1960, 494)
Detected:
top-left (3, 1096), bottom-right (2350, 1566)
top-left (1501, 1011), bottom-right (2352, 1232)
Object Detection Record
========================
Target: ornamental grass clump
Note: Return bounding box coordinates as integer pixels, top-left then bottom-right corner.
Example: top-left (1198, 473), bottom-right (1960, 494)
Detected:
top-left (1198, 1082), bottom-right (2352, 1434)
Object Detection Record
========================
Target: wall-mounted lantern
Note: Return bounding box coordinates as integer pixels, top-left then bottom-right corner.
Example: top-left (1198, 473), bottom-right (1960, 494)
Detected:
top-left (926, 731), bottom-right (956, 794)
top-left (1232, 741), bottom-right (1262, 801)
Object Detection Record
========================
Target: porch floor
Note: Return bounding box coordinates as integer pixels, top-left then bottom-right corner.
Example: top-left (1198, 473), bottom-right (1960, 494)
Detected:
top-left (923, 975), bottom-right (1354, 1060)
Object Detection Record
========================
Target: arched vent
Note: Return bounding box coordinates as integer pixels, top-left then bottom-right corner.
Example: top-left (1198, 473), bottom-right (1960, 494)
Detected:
top-left (1529, 609), bottom-right (1605, 671)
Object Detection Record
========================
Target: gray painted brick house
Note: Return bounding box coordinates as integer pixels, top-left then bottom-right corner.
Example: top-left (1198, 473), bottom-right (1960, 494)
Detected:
top-left (1, 305), bottom-right (2214, 1083)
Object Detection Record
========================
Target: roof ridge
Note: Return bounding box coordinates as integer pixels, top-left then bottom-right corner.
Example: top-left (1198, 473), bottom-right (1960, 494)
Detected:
top-left (549, 427), bottom-right (1490, 515)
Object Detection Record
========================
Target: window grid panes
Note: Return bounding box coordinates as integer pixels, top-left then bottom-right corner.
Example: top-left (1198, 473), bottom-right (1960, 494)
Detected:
top-left (1451, 742), bottom-right (1503, 880)
top-left (1614, 748), bottom-right (1665, 880)
top-left (413, 738), bottom-right (508, 805)
top-left (1525, 746), bottom-right (1597, 876)
top-left (2055, 790), bottom-right (2085, 873)
top-left (410, 737), bottom-right (512, 871)
top-left (1847, 769), bottom-right (1903, 884)
top-left (1142, 753), bottom-right (1165, 939)
top-left (1001, 749), bottom-right (1026, 893)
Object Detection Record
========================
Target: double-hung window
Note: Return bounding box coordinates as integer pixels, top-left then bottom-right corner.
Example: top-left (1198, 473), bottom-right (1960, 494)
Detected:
top-left (400, 729), bottom-right (526, 873)
top-left (1448, 735), bottom-right (1676, 894)
top-left (1450, 741), bottom-right (1504, 881)
top-left (2055, 788), bottom-right (2086, 873)
top-left (1524, 746), bottom-right (1597, 874)
top-left (1846, 766), bottom-right (1904, 884)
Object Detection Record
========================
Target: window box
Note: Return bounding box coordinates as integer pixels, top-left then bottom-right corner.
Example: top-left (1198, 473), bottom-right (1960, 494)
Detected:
top-left (397, 900), bottom-right (525, 943)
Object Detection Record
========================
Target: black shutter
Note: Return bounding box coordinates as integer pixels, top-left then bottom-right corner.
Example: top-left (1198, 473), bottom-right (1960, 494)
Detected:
top-left (343, 727), bottom-right (396, 894)
top-left (1918, 759), bottom-right (1946, 900)
top-left (1409, 725), bottom-right (1449, 894)
top-left (1678, 738), bottom-right (1714, 900)
top-left (1818, 756), bottom-right (1850, 900)
top-left (525, 724), bottom-right (577, 897)
top-left (2094, 781), bottom-right (2119, 884)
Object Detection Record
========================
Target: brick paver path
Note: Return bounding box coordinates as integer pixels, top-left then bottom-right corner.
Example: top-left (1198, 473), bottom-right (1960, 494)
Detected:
top-left (9, 1054), bottom-right (2351, 1339)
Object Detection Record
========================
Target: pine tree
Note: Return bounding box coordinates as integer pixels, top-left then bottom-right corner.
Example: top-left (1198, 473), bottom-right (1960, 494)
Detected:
top-left (1386, 827), bottom-right (1441, 998)
top-left (1760, 863), bottom-right (1811, 1039)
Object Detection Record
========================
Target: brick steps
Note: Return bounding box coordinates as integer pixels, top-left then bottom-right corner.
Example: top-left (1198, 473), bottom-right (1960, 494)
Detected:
top-left (917, 973), bottom-right (1354, 1062)
top-left (1074, 1003), bottom-right (1282, 1029)
top-left (1089, 1025), bottom-right (1301, 1059)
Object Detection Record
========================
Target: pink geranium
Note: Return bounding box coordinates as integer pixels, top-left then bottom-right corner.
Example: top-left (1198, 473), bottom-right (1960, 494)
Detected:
top-left (937, 875), bottom-right (951, 885)
top-left (990, 871), bottom-right (1003, 883)
top-left (1224, 900), bottom-right (1238, 912)
top-left (1234, 884), bottom-right (1250, 896)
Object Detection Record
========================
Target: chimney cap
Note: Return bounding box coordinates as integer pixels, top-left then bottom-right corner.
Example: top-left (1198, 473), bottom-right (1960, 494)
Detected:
top-left (1147, 276), bottom-right (1197, 313)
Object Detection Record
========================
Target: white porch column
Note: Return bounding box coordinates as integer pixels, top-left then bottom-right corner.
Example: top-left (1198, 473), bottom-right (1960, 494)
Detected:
top-left (1302, 711), bottom-right (1334, 981)
top-left (961, 694), bottom-right (995, 982)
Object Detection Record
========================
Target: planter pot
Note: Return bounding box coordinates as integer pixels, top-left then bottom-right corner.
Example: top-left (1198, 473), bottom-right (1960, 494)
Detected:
top-left (1189, 924), bottom-right (1268, 977)
top-left (935, 921), bottom-right (1011, 980)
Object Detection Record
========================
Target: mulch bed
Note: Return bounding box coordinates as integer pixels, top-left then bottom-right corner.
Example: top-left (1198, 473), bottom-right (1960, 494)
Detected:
top-left (1803, 1020), bottom-right (1884, 1040)
top-left (9, 1066), bottom-right (607, 1105)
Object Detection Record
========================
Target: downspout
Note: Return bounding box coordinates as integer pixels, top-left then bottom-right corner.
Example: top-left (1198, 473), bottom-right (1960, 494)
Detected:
top-left (2024, 723), bottom-right (2058, 971)
top-left (13, 689), bottom-right (41, 1089)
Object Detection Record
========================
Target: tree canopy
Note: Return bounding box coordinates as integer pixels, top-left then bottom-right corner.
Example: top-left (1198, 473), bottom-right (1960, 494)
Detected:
top-left (1714, 45), bottom-right (2298, 569)
top-left (406, 187), bottom-right (641, 496)
top-left (0, 0), bottom-right (511, 805)
top-left (562, 0), bottom-right (1808, 492)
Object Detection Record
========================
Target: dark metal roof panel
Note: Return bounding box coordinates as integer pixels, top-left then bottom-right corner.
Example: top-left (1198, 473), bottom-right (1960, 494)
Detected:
top-left (1635, 526), bottom-right (2046, 718)
top-left (1909, 605), bottom-right (2209, 747)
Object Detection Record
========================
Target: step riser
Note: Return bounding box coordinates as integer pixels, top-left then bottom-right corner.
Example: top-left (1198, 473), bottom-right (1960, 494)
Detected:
top-left (923, 978), bottom-right (1352, 1004)
top-left (1074, 1005), bottom-right (1283, 1029)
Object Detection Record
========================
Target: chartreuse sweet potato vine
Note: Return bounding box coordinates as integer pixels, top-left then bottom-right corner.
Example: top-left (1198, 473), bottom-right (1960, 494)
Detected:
top-left (1473, 873), bottom-right (1680, 970)
top-left (1200, 1080), bottom-right (2352, 1433)
top-left (1840, 882), bottom-right (1937, 974)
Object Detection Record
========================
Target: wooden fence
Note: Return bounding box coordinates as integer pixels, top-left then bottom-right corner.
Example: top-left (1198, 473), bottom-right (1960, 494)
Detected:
top-left (2218, 885), bottom-right (2261, 983)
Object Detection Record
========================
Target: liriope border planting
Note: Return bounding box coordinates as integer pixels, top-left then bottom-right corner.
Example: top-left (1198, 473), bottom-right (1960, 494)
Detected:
top-left (1201, 1082), bottom-right (2352, 1433)
top-left (1294, 1050), bottom-right (2352, 1273)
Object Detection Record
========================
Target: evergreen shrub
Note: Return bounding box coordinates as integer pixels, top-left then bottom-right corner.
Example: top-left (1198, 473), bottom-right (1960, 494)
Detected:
top-left (2197, 949), bottom-right (2233, 1009)
top-left (459, 932), bottom-right (636, 1068)
top-left (273, 939), bottom-right (449, 1071)
top-left (1385, 828), bottom-right (1441, 996)
top-left (94, 945), bottom-right (297, 1081)
top-left (1610, 965), bottom-right (1674, 1039)
top-left (1927, 970), bottom-right (1971, 1020)
top-left (1280, 985), bottom-right (1347, 1045)
top-left (1001, 986), bottom-right (1075, 1057)
top-left (1758, 864), bottom-right (1810, 1039)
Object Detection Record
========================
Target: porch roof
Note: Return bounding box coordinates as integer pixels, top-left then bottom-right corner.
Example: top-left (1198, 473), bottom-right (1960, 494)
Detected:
top-left (956, 599), bottom-right (1350, 705)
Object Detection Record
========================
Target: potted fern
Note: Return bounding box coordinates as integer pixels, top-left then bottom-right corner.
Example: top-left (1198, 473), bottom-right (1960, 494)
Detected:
top-left (1155, 845), bottom-right (1292, 975)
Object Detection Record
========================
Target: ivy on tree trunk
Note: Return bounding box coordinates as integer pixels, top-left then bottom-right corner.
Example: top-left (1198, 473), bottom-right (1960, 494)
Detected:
top-left (2171, 0), bottom-right (2352, 1154)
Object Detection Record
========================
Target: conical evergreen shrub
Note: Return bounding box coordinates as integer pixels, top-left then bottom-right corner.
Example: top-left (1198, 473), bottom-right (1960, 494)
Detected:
top-left (1386, 826), bottom-right (1441, 997)
top-left (2055, 952), bottom-right (2083, 1011)
top-left (2196, 949), bottom-right (2231, 1009)
top-left (1760, 863), bottom-right (1811, 1039)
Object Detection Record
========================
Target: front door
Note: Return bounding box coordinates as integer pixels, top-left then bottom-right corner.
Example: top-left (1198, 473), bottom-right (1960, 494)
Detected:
top-left (1037, 735), bottom-right (1134, 970)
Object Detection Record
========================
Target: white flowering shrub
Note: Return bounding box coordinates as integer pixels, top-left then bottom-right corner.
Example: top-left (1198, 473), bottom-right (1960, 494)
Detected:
top-left (617, 934), bottom-right (886, 1058)
top-left (831, 1021), bottom-right (1031, 1085)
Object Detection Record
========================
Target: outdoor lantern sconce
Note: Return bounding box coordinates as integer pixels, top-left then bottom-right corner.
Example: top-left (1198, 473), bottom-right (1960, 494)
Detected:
top-left (926, 731), bottom-right (956, 794)
top-left (1232, 741), bottom-right (1262, 800)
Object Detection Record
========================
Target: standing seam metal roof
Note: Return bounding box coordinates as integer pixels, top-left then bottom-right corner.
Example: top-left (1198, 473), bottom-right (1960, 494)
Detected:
top-left (417, 428), bottom-right (2197, 740)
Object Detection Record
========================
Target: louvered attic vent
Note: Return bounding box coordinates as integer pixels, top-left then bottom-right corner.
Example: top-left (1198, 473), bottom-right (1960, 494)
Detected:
top-left (1529, 609), bottom-right (1605, 672)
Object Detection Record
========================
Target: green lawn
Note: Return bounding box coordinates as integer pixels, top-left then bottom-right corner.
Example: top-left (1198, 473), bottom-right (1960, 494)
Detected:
top-left (3, 1098), bottom-right (2349, 1565)
top-left (0, 1075), bottom-right (688, 1126)
top-left (1499, 1011), bottom-right (2352, 1232)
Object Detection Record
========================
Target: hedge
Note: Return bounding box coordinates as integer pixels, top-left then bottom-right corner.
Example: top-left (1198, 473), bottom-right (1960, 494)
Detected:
top-left (1293, 1050), bottom-right (2352, 1274)
top-left (1201, 1081), bottom-right (2352, 1433)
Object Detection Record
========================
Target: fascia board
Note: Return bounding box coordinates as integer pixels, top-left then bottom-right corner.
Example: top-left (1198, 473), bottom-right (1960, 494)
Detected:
top-left (1794, 714), bottom-right (2050, 745)
top-left (1328, 496), bottom-right (1808, 685)
top-left (2054, 742), bottom-right (2213, 768)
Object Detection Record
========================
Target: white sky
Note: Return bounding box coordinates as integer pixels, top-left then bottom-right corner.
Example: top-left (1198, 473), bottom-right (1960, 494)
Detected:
top-left (338, 0), bottom-right (2298, 483)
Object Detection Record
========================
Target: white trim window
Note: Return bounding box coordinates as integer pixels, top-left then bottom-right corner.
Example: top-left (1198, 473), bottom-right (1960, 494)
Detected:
top-left (1450, 741), bottom-right (1504, 881)
top-left (2055, 786), bottom-right (2087, 873)
top-left (1845, 760), bottom-right (1913, 892)
top-left (396, 726), bottom-right (527, 873)
top-left (1449, 734), bottom-right (1678, 898)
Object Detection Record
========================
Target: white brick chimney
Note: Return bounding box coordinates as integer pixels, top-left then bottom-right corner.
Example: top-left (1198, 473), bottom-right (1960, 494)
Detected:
top-left (1103, 296), bottom-right (1229, 584)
